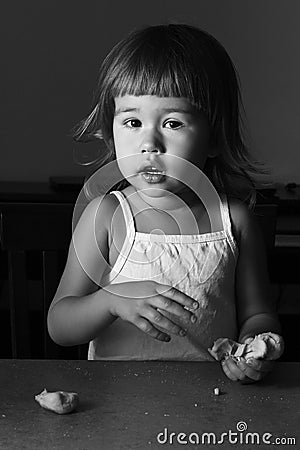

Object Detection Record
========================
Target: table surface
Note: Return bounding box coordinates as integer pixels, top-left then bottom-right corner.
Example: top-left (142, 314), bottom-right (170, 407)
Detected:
top-left (0, 360), bottom-right (299, 450)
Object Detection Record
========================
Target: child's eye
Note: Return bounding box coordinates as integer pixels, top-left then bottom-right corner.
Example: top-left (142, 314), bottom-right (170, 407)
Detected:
top-left (164, 120), bottom-right (183, 129)
top-left (124, 119), bottom-right (142, 128)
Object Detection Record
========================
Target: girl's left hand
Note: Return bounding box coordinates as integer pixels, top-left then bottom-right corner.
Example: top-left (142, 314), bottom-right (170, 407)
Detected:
top-left (221, 356), bottom-right (275, 383)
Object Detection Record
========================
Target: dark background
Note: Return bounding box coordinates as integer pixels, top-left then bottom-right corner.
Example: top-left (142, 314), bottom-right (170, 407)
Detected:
top-left (1, 0), bottom-right (300, 185)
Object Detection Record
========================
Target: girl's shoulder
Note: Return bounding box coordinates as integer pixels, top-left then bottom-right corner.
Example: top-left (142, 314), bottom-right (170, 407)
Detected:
top-left (93, 190), bottom-right (120, 215)
top-left (91, 192), bottom-right (127, 247)
top-left (84, 193), bottom-right (120, 239)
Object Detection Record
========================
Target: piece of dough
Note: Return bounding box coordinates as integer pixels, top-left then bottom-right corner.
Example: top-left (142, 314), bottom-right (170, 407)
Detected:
top-left (35, 388), bottom-right (79, 414)
top-left (208, 338), bottom-right (237, 361)
top-left (251, 332), bottom-right (284, 360)
top-left (208, 332), bottom-right (284, 362)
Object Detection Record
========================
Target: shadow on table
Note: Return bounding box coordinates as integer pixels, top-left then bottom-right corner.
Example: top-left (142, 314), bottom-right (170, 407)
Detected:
top-left (75, 400), bottom-right (97, 413)
top-left (258, 364), bottom-right (300, 389)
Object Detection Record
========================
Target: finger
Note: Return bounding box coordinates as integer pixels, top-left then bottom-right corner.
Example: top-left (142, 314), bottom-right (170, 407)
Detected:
top-left (237, 358), bottom-right (274, 381)
top-left (244, 358), bottom-right (274, 373)
top-left (143, 306), bottom-right (187, 337)
top-left (224, 357), bottom-right (245, 381)
top-left (154, 296), bottom-right (197, 324)
top-left (135, 317), bottom-right (171, 342)
top-left (221, 360), bottom-right (239, 381)
top-left (236, 359), bottom-right (263, 381)
top-left (156, 285), bottom-right (199, 311)
top-left (221, 359), bottom-right (241, 381)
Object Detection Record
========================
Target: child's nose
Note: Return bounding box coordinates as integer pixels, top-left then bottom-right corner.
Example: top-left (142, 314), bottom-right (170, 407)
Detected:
top-left (141, 146), bottom-right (161, 154)
top-left (140, 136), bottom-right (164, 154)
top-left (140, 128), bottom-right (164, 154)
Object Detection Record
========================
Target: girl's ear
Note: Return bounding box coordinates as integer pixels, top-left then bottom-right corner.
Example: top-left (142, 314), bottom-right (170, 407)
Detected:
top-left (207, 146), bottom-right (220, 158)
top-left (207, 133), bottom-right (220, 158)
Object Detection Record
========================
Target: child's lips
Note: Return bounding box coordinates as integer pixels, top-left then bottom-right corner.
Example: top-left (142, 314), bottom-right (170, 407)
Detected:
top-left (140, 172), bottom-right (166, 183)
top-left (137, 162), bottom-right (167, 183)
top-left (141, 169), bottom-right (166, 175)
top-left (138, 163), bottom-right (166, 175)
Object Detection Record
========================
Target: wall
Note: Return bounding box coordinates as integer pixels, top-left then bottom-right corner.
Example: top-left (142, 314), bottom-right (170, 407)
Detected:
top-left (1, 0), bottom-right (299, 184)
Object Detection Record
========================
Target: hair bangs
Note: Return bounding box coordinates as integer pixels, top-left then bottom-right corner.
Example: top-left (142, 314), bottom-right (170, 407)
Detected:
top-left (110, 47), bottom-right (204, 110)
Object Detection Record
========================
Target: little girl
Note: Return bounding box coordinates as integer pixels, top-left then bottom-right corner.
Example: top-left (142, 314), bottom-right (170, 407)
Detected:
top-left (48, 24), bottom-right (282, 382)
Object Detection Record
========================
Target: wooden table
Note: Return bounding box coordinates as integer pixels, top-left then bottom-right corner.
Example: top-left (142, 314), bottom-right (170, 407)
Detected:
top-left (0, 360), bottom-right (299, 449)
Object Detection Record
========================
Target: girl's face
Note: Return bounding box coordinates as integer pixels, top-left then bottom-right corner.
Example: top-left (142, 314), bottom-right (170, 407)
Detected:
top-left (113, 95), bottom-right (214, 201)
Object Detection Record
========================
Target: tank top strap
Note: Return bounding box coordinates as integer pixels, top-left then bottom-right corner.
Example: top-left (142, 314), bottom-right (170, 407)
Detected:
top-left (219, 193), bottom-right (238, 257)
top-left (104, 190), bottom-right (136, 282)
top-left (110, 190), bottom-right (136, 235)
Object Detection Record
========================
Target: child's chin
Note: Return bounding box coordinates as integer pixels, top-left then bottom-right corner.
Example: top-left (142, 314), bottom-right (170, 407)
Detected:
top-left (139, 186), bottom-right (170, 198)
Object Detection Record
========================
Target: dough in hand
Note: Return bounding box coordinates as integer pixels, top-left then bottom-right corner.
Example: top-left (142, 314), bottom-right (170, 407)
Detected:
top-left (247, 332), bottom-right (284, 360)
top-left (208, 332), bottom-right (284, 362)
top-left (35, 388), bottom-right (79, 414)
top-left (208, 338), bottom-right (238, 361)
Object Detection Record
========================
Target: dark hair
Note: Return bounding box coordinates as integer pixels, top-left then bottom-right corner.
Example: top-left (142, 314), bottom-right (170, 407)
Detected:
top-left (73, 23), bottom-right (267, 206)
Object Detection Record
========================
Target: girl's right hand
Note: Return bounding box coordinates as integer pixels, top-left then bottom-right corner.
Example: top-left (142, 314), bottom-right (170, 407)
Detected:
top-left (106, 281), bottom-right (199, 342)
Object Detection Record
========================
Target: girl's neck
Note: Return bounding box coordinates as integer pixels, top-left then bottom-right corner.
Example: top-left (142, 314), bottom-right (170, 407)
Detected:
top-left (121, 185), bottom-right (217, 235)
top-left (124, 185), bottom-right (201, 213)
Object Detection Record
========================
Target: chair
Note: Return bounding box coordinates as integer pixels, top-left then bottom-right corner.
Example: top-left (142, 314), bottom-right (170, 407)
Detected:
top-left (0, 202), bottom-right (88, 359)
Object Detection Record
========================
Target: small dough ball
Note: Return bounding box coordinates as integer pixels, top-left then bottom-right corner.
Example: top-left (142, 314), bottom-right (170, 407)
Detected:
top-left (35, 388), bottom-right (79, 414)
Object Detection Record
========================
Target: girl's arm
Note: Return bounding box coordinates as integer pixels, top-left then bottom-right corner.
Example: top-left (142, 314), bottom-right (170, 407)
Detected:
top-left (232, 201), bottom-right (281, 341)
top-left (222, 200), bottom-right (282, 382)
top-left (47, 195), bottom-right (117, 346)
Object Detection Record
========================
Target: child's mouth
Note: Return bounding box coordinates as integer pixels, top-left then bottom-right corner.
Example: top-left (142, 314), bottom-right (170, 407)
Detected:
top-left (138, 165), bottom-right (166, 183)
top-left (140, 170), bottom-right (166, 184)
top-left (141, 172), bottom-right (166, 183)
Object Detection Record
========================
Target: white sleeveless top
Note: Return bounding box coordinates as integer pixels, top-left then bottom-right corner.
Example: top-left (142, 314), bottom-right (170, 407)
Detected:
top-left (88, 190), bottom-right (239, 360)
